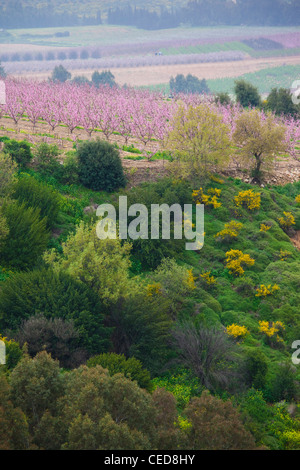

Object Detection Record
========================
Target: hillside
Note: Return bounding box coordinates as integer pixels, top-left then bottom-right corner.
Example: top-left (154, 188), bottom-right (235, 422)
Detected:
top-left (1, 74), bottom-right (300, 450)
top-left (0, 0), bottom-right (186, 18)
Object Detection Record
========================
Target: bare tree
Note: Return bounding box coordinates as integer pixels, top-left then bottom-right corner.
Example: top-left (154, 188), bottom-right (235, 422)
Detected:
top-left (172, 322), bottom-right (239, 391)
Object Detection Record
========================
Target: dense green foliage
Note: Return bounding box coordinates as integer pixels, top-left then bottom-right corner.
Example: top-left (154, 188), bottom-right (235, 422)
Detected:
top-left (12, 175), bottom-right (61, 229)
top-left (3, 139), bottom-right (33, 168)
top-left (77, 139), bottom-right (126, 192)
top-left (0, 201), bottom-right (49, 270)
top-left (87, 353), bottom-right (153, 392)
top-left (265, 87), bottom-right (300, 117)
top-left (0, 268), bottom-right (111, 355)
top-left (234, 79), bottom-right (262, 108)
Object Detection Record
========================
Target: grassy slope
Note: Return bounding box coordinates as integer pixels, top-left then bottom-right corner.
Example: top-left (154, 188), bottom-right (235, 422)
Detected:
top-left (178, 177), bottom-right (300, 374)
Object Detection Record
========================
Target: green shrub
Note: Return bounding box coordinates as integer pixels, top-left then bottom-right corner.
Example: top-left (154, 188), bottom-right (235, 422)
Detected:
top-left (62, 153), bottom-right (79, 184)
top-left (3, 139), bottom-right (33, 168)
top-left (0, 269), bottom-right (111, 355)
top-left (12, 175), bottom-right (61, 228)
top-left (266, 363), bottom-right (298, 403)
top-left (33, 143), bottom-right (64, 181)
top-left (243, 349), bottom-right (268, 390)
top-left (87, 353), bottom-right (153, 392)
top-left (77, 139), bottom-right (126, 192)
top-left (0, 201), bottom-right (49, 270)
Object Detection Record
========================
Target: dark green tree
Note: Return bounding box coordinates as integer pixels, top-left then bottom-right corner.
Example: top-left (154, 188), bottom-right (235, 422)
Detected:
top-left (268, 362), bottom-right (298, 402)
top-left (77, 139), bottom-right (126, 192)
top-left (12, 175), bottom-right (61, 229)
top-left (92, 70), bottom-right (116, 88)
top-left (234, 79), bottom-right (261, 108)
top-left (0, 201), bottom-right (49, 270)
top-left (265, 87), bottom-right (299, 117)
top-left (3, 139), bottom-right (33, 168)
top-left (51, 64), bottom-right (71, 83)
top-left (107, 293), bottom-right (172, 375)
top-left (243, 349), bottom-right (268, 389)
top-left (170, 74), bottom-right (209, 95)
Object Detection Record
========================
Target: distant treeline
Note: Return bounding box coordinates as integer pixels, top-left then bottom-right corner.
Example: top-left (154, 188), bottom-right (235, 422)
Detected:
top-left (1, 0), bottom-right (300, 30)
top-left (0, 0), bottom-right (102, 29)
top-left (108, 0), bottom-right (300, 29)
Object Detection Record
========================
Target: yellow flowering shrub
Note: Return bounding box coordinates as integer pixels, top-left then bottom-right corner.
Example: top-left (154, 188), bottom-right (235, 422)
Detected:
top-left (295, 195), bottom-right (300, 205)
top-left (281, 430), bottom-right (300, 450)
top-left (260, 223), bottom-right (271, 232)
top-left (146, 282), bottom-right (162, 297)
top-left (278, 212), bottom-right (295, 230)
top-left (209, 174), bottom-right (224, 185)
top-left (185, 269), bottom-right (197, 290)
top-left (255, 284), bottom-right (280, 297)
top-left (215, 220), bottom-right (243, 241)
top-left (225, 249), bottom-right (255, 276)
top-left (200, 271), bottom-right (216, 286)
top-left (258, 321), bottom-right (285, 345)
top-left (193, 188), bottom-right (222, 209)
top-left (234, 189), bottom-right (261, 211)
top-left (226, 324), bottom-right (249, 340)
top-left (207, 188), bottom-right (222, 197)
top-left (177, 415), bottom-right (192, 431)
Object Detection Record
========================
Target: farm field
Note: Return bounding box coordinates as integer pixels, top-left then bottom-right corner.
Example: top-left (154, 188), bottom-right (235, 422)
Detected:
top-left (10, 55), bottom-right (300, 88)
top-left (207, 64), bottom-right (300, 95)
top-left (2, 25), bottom-right (300, 48)
top-left (1, 24), bottom-right (300, 91)
top-left (1, 79), bottom-right (299, 185)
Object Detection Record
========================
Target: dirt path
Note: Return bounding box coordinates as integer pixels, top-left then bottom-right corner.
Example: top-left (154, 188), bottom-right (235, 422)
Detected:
top-left (291, 231), bottom-right (300, 250)
top-left (11, 55), bottom-right (300, 86)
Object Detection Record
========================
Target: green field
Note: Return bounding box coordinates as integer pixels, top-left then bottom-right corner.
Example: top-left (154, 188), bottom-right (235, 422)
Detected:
top-left (2, 24), bottom-right (300, 48)
top-left (143, 64), bottom-right (300, 96)
top-left (161, 41), bottom-right (254, 56)
top-left (207, 64), bottom-right (300, 95)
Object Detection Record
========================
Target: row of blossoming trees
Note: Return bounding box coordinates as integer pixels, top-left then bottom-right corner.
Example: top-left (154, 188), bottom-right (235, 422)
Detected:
top-left (1, 80), bottom-right (300, 156)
